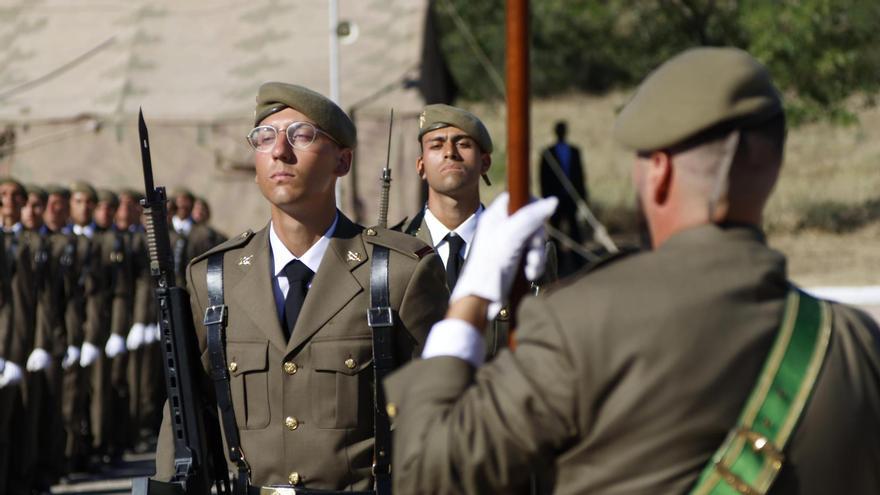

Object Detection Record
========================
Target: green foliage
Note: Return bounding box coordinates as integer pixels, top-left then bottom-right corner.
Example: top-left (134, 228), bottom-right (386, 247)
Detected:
top-left (433, 0), bottom-right (880, 124)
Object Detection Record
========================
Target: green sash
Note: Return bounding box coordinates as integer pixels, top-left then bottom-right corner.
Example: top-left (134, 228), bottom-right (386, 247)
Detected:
top-left (691, 288), bottom-right (832, 495)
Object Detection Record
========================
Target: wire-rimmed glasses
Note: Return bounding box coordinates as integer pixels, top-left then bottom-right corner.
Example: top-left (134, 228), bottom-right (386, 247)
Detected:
top-left (246, 122), bottom-right (338, 152)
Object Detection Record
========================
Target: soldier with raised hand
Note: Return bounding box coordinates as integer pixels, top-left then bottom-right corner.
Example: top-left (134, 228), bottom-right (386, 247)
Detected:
top-left (384, 47), bottom-right (880, 494)
top-left (154, 82), bottom-right (448, 492)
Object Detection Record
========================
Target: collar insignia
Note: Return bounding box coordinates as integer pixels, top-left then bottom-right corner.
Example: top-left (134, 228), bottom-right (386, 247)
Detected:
top-left (238, 255), bottom-right (254, 266)
top-left (346, 250), bottom-right (362, 262)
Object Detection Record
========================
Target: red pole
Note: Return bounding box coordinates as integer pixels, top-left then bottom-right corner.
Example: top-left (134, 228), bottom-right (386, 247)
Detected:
top-left (506, 0), bottom-right (529, 347)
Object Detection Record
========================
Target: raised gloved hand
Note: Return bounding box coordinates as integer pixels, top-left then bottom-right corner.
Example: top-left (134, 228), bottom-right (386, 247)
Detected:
top-left (0, 359), bottom-right (24, 388)
top-left (126, 323), bottom-right (146, 351)
top-left (79, 342), bottom-right (100, 367)
top-left (62, 346), bottom-right (80, 370)
top-left (26, 348), bottom-right (51, 372)
top-left (105, 334), bottom-right (127, 358)
top-left (450, 192), bottom-right (558, 318)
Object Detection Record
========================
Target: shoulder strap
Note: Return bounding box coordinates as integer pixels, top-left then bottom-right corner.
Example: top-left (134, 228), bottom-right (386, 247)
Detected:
top-left (204, 253), bottom-right (250, 495)
top-left (691, 288), bottom-right (833, 495)
top-left (367, 245), bottom-right (394, 495)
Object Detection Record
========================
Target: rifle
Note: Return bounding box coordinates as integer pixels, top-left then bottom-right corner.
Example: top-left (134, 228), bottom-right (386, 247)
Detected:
top-left (131, 109), bottom-right (229, 495)
top-left (377, 109), bottom-right (394, 229)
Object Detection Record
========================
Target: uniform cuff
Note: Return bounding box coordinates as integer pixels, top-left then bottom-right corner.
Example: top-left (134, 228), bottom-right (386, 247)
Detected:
top-left (421, 318), bottom-right (485, 367)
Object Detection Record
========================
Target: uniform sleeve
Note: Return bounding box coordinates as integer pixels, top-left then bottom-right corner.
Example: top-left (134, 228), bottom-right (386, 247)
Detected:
top-left (396, 250), bottom-right (449, 359)
top-left (132, 234), bottom-right (154, 325)
top-left (384, 295), bottom-right (581, 494)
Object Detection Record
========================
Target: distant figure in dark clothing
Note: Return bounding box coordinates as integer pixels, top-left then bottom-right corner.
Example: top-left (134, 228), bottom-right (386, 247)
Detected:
top-left (540, 121), bottom-right (588, 274)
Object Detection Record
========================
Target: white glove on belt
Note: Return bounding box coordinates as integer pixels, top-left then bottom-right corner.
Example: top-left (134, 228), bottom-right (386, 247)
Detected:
top-left (127, 323), bottom-right (146, 351)
top-left (26, 348), bottom-right (51, 372)
top-left (62, 346), bottom-right (81, 370)
top-left (0, 360), bottom-right (24, 388)
top-left (105, 334), bottom-right (127, 358)
top-left (450, 192), bottom-right (558, 318)
top-left (79, 342), bottom-right (101, 367)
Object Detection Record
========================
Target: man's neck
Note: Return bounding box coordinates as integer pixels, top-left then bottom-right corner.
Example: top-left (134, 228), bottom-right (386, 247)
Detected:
top-left (426, 191), bottom-right (480, 231)
top-left (2, 216), bottom-right (20, 229)
top-left (271, 200), bottom-right (337, 258)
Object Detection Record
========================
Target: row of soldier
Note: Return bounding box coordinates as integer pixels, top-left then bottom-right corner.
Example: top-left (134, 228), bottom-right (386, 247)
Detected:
top-left (0, 180), bottom-right (224, 494)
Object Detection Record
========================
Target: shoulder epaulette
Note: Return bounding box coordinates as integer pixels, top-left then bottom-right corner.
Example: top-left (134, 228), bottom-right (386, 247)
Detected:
top-left (579, 244), bottom-right (641, 276)
top-left (189, 229), bottom-right (254, 266)
top-left (362, 226), bottom-right (432, 260)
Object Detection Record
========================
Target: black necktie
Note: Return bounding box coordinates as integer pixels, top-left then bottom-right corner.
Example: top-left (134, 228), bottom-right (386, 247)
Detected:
top-left (445, 233), bottom-right (466, 290)
top-left (282, 260), bottom-right (314, 340)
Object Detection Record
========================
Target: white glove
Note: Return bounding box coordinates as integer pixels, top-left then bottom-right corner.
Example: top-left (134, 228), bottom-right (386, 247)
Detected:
top-left (451, 192), bottom-right (558, 318)
top-left (79, 342), bottom-right (100, 367)
top-left (26, 348), bottom-right (51, 372)
top-left (105, 334), bottom-right (127, 358)
top-left (127, 323), bottom-right (146, 351)
top-left (62, 346), bottom-right (81, 370)
top-left (146, 323), bottom-right (160, 344)
top-left (0, 360), bottom-right (24, 388)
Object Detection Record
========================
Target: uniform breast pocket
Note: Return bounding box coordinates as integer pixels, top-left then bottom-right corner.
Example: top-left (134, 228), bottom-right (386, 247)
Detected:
top-left (227, 341), bottom-right (270, 430)
top-left (310, 337), bottom-right (374, 429)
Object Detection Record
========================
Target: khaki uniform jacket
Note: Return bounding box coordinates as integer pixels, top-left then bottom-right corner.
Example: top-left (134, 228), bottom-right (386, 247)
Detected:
top-left (385, 225), bottom-right (880, 494)
top-left (1, 229), bottom-right (35, 365)
top-left (156, 213), bottom-right (449, 490)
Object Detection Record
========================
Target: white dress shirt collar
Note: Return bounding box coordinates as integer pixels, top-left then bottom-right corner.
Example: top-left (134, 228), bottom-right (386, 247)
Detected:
top-left (269, 213), bottom-right (338, 277)
top-left (172, 216), bottom-right (193, 236)
top-left (422, 205), bottom-right (483, 266)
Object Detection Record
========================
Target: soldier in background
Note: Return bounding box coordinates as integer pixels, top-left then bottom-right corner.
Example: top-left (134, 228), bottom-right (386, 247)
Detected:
top-left (406, 104), bottom-right (556, 358)
top-left (0, 177), bottom-right (37, 494)
top-left (168, 188), bottom-right (224, 287)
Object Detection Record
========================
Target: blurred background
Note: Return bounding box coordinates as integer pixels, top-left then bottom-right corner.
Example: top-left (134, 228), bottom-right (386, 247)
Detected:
top-left (1, 0), bottom-right (878, 281)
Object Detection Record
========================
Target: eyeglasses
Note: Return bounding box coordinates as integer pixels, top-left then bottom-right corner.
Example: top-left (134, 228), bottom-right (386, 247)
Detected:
top-left (246, 122), bottom-right (338, 152)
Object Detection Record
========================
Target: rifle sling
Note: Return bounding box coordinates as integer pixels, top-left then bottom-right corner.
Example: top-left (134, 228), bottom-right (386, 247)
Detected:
top-left (691, 288), bottom-right (832, 495)
top-left (205, 253), bottom-right (250, 495)
top-left (367, 245), bottom-right (394, 495)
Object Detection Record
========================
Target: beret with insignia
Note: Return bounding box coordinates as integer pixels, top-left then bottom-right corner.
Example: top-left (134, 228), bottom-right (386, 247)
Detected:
top-left (418, 104), bottom-right (493, 153)
top-left (614, 47), bottom-right (782, 152)
top-left (254, 82), bottom-right (357, 149)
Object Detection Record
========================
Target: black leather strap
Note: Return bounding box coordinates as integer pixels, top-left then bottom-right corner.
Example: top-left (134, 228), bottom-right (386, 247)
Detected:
top-left (205, 253), bottom-right (250, 495)
top-left (367, 245), bottom-right (393, 495)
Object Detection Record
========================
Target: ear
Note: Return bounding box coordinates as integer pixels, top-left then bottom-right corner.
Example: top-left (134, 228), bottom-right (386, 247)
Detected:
top-left (648, 151), bottom-right (673, 206)
top-left (416, 156), bottom-right (426, 180)
top-left (334, 148), bottom-right (353, 177)
top-left (480, 152), bottom-right (492, 174)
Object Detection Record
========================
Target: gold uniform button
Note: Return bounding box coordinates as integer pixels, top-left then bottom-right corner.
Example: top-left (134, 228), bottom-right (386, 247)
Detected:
top-left (365, 228), bottom-right (377, 236)
top-left (344, 358), bottom-right (356, 369)
top-left (228, 361), bottom-right (237, 373)
top-left (288, 471), bottom-right (301, 485)
top-left (285, 416), bottom-right (299, 431)
top-left (283, 361), bottom-right (298, 375)
top-left (498, 307), bottom-right (509, 320)
top-left (386, 402), bottom-right (397, 418)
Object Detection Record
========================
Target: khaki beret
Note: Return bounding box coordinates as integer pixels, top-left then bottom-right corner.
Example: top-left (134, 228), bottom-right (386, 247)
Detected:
top-left (417, 104), bottom-right (493, 153)
top-left (614, 47), bottom-right (782, 151)
top-left (24, 184), bottom-right (47, 202)
top-left (0, 177), bottom-right (25, 194)
top-left (170, 187), bottom-right (194, 201)
top-left (96, 188), bottom-right (119, 207)
top-left (69, 181), bottom-right (97, 201)
top-left (118, 188), bottom-right (144, 201)
top-left (44, 184), bottom-right (71, 199)
top-left (254, 82), bottom-right (357, 149)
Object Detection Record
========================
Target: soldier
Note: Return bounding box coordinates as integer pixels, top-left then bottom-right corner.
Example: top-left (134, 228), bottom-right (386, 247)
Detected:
top-left (406, 104), bottom-right (555, 358)
top-left (168, 188), bottom-right (225, 287)
top-left (154, 82), bottom-right (448, 491)
top-left (0, 177), bottom-right (38, 493)
top-left (385, 47), bottom-right (880, 494)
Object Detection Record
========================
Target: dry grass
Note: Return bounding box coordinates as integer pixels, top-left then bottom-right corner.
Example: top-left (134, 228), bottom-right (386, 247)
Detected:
top-left (467, 93), bottom-right (880, 285)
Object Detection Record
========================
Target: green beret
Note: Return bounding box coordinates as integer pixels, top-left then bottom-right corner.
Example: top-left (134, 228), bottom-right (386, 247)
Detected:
top-left (24, 184), bottom-right (47, 202)
top-left (417, 104), bottom-right (493, 153)
top-left (69, 181), bottom-right (97, 201)
top-left (0, 177), bottom-right (25, 195)
top-left (170, 187), bottom-right (194, 201)
top-left (44, 184), bottom-right (71, 199)
top-left (96, 188), bottom-right (119, 207)
top-left (118, 188), bottom-right (144, 201)
top-left (614, 47), bottom-right (782, 151)
top-left (254, 82), bottom-right (357, 149)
